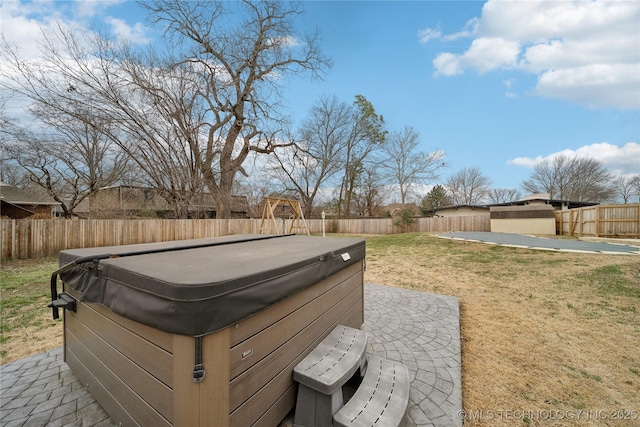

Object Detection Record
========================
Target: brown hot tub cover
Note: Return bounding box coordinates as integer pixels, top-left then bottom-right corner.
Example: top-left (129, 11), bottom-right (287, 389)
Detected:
top-left (57, 234), bottom-right (365, 337)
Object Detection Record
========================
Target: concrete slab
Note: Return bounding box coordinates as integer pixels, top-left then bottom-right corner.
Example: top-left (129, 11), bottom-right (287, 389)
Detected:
top-left (438, 231), bottom-right (640, 255)
top-left (0, 284), bottom-right (462, 427)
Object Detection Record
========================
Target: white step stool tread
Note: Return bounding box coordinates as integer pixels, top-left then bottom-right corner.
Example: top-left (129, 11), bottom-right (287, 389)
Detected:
top-left (333, 356), bottom-right (410, 427)
top-left (293, 325), bottom-right (368, 395)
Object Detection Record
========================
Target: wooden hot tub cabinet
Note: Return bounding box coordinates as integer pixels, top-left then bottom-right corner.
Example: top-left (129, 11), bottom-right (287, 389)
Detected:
top-left (55, 235), bottom-right (365, 427)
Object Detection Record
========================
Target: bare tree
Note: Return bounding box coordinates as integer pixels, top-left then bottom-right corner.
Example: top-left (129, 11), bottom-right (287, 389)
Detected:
top-left (0, 105), bottom-right (29, 187)
top-left (0, 161), bottom-right (26, 187)
top-left (1, 0), bottom-right (330, 218)
top-left (270, 94), bottom-right (385, 218)
top-left (1, 26), bottom-right (205, 217)
top-left (521, 154), bottom-right (613, 202)
top-left (270, 146), bottom-right (322, 217)
top-left (612, 175), bottom-right (640, 204)
top-left (102, 54), bottom-right (212, 218)
top-left (379, 125), bottom-right (445, 207)
top-left (271, 95), bottom-right (351, 217)
top-left (234, 170), bottom-right (277, 218)
top-left (352, 168), bottom-right (386, 217)
top-left (487, 188), bottom-right (522, 204)
top-left (446, 167), bottom-right (491, 205)
top-left (1, 105), bottom-right (129, 217)
top-left (631, 176), bottom-right (640, 203)
top-left (142, 0), bottom-right (330, 218)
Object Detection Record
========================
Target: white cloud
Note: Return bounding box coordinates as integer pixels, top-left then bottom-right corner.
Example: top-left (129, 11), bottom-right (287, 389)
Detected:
top-left (534, 64), bottom-right (640, 110)
top-left (433, 37), bottom-right (520, 77)
top-left (432, 52), bottom-right (464, 77)
top-left (266, 35), bottom-right (301, 48)
top-left (504, 78), bottom-right (517, 99)
top-left (1, 1), bottom-right (150, 57)
top-left (423, 0), bottom-right (640, 110)
top-left (418, 27), bottom-right (442, 44)
top-left (105, 16), bottom-right (151, 44)
top-left (0, 1), bottom-right (60, 57)
top-left (73, 0), bottom-right (125, 18)
top-left (464, 37), bottom-right (520, 73)
top-left (508, 142), bottom-right (640, 177)
top-left (419, 18), bottom-right (478, 44)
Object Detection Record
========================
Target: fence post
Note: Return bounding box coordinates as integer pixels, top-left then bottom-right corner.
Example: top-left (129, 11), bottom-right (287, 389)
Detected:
top-left (578, 208), bottom-right (583, 237)
top-left (569, 210), bottom-right (574, 237)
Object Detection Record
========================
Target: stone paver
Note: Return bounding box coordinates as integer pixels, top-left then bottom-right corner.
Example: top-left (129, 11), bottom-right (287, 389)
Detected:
top-left (364, 283), bottom-right (462, 427)
top-left (0, 348), bottom-right (115, 427)
top-left (1, 284), bottom-right (462, 427)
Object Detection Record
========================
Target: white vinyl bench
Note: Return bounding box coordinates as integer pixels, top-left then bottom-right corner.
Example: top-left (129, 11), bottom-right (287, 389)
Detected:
top-left (333, 355), bottom-right (410, 427)
top-left (293, 325), bottom-right (368, 427)
top-left (293, 325), bottom-right (410, 427)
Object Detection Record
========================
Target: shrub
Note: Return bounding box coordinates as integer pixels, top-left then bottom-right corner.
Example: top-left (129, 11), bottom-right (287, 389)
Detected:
top-left (392, 208), bottom-right (416, 231)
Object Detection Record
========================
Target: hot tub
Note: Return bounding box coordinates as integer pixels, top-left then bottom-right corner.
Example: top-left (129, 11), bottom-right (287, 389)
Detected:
top-left (49, 234), bottom-right (366, 426)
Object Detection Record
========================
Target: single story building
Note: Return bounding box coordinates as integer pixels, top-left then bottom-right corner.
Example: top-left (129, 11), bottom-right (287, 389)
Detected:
top-left (490, 194), bottom-right (599, 235)
top-left (91, 185), bottom-right (249, 218)
top-left (428, 205), bottom-right (490, 218)
top-left (0, 182), bottom-right (60, 219)
top-left (425, 195), bottom-right (599, 235)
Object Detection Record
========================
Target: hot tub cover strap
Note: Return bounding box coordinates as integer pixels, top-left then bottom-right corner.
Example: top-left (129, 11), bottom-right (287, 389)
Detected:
top-left (193, 336), bottom-right (205, 383)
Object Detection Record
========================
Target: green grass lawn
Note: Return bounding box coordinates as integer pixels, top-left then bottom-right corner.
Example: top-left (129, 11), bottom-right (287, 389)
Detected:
top-left (1, 257), bottom-right (58, 361)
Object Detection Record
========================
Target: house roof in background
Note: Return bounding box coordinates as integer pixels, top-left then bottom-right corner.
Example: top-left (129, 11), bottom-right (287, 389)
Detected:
top-left (432, 195), bottom-right (599, 213)
top-left (96, 185), bottom-right (249, 213)
top-left (52, 198), bottom-right (90, 214)
top-left (434, 205), bottom-right (490, 211)
top-left (0, 182), bottom-right (60, 206)
top-left (495, 197), bottom-right (599, 210)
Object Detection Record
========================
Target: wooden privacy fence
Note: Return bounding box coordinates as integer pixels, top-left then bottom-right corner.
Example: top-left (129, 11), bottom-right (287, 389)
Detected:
top-left (555, 204), bottom-right (640, 238)
top-left (1, 216), bottom-right (490, 259)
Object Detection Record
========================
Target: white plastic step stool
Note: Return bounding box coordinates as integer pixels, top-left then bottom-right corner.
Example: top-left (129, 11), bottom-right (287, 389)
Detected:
top-left (293, 325), bottom-right (368, 427)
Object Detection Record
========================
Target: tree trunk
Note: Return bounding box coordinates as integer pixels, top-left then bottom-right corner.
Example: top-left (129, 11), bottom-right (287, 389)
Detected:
top-left (215, 168), bottom-right (235, 219)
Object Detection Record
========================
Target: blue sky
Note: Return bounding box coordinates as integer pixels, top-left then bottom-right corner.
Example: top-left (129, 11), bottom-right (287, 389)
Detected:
top-left (2, 0), bottom-right (639, 196)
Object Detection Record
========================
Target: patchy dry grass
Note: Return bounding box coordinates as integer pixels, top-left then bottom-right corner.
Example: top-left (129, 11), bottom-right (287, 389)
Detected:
top-left (0, 257), bottom-right (59, 364)
top-left (364, 233), bottom-right (640, 427)
top-left (1, 234), bottom-right (639, 427)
